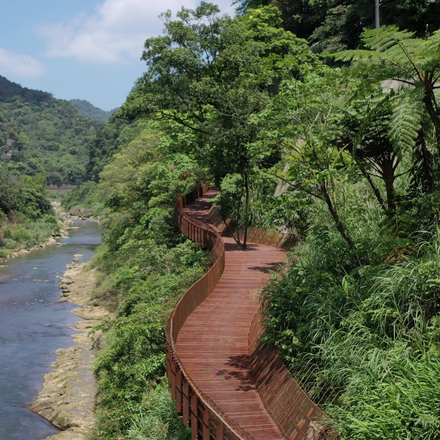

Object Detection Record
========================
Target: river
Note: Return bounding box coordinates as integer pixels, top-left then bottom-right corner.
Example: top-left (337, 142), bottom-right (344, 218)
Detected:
top-left (0, 220), bottom-right (101, 440)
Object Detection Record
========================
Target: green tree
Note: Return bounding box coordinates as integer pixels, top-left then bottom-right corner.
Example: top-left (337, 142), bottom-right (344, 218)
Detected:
top-left (335, 89), bottom-right (404, 223)
top-left (255, 66), bottom-right (366, 264)
top-left (86, 118), bottom-right (143, 182)
top-left (235, 1), bottom-right (440, 52)
top-left (119, 2), bottom-right (315, 247)
top-left (336, 27), bottom-right (440, 160)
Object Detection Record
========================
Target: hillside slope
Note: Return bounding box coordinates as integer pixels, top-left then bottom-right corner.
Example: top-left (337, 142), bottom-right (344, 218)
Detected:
top-left (0, 76), bottom-right (102, 185)
top-left (69, 99), bottom-right (118, 123)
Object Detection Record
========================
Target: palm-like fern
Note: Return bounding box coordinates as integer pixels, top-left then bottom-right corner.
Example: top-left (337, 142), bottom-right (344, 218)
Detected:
top-left (388, 88), bottom-right (424, 154)
top-left (336, 26), bottom-right (440, 159)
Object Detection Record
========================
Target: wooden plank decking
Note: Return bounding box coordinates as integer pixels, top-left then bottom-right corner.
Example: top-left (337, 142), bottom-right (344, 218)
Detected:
top-left (177, 188), bottom-right (287, 439)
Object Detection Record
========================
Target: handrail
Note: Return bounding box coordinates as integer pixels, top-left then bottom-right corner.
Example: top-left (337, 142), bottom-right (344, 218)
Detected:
top-left (166, 184), bottom-right (337, 440)
top-left (248, 309), bottom-right (338, 440)
top-left (166, 184), bottom-right (254, 440)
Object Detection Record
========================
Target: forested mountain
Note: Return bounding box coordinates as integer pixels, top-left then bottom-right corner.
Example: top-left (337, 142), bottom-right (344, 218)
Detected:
top-left (86, 118), bottom-right (144, 182)
top-left (0, 76), bottom-right (102, 185)
top-left (0, 75), bottom-right (52, 104)
top-left (69, 99), bottom-right (118, 122)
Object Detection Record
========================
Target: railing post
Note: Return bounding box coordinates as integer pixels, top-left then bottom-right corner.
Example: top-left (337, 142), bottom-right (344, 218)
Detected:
top-left (170, 357), bottom-right (177, 400)
top-left (166, 344), bottom-right (172, 385)
top-left (175, 369), bottom-right (183, 413)
top-left (183, 381), bottom-right (190, 426)
top-left (191, 394), bottom-right (198, 440)
top-left (215, 421), bottom-right (224, 439)
top-left (203, 408), bottom-right (210, 440)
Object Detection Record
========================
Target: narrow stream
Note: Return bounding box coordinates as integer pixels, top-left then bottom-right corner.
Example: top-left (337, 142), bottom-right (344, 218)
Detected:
top-left (0, 220), bottom-right (101, 440)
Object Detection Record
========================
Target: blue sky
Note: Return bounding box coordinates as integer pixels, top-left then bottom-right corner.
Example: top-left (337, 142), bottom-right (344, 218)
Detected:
top-left (0, 1), bottom-right (236, 111)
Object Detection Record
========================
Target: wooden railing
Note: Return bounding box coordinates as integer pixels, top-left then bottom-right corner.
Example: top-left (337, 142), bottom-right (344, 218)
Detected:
top-left (244, 226), bottom-right (297, 249)
top-left (166, 184), bottom-right (336, 440)
top-left (166, 184), bottom-right (254, 440)
top-left (248, 310), bottom-right (337, 440)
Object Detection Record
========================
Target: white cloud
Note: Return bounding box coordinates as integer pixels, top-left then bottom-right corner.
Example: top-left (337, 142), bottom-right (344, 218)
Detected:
top-left (38, 0), bottom-right (235, 64)
top-left (0, 47), bottom-right (46, 78)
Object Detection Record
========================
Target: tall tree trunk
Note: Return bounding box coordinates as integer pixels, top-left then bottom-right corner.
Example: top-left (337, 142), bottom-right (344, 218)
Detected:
top-left (356, 159), bottom-right (388, 211)
top-left (381, 160), bottom-right (396, 216)
top-left (423, 92), bottom-right (440, 159)
top-left (320, 182), bottom-right (362, 266)
top-left (414, 128), bottom-right (434, 194)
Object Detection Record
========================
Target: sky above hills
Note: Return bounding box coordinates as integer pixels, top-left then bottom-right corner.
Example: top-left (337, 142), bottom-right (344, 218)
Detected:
top-left (0, 0), bottom-right (235, 111)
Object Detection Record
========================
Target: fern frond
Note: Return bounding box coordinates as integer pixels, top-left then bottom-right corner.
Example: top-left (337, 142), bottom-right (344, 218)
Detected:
top-left (338, 26), bottom-right (440, 87)
top-left (386, 39), bottom-right (425, 64)
top-left (362, 26), bottom-right (415, 52)
top-left (335, 49), bottom-right (382, 63)
top-left (389, 89), bottom-right (424, 154)
top-left (427, 29), bottom-right (440, 53)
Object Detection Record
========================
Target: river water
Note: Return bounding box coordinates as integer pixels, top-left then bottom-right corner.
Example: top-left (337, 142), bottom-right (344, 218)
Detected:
top-left (0, 220), bottom-right (101, 440)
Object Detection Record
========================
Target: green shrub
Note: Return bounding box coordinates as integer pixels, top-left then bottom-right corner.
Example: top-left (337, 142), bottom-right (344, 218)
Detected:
top-left (41, 214), bottom-right (59, 225)
top-left (4, 226), bottom-right (32, 244)
top-left (2, 238), bottom-right (18, 249)
top-left (127, 380), bottom-right (191, 440)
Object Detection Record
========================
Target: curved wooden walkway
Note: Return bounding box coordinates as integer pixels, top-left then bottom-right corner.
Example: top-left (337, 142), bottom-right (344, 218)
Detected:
top-left (176, 189), bottom-right (287, 439)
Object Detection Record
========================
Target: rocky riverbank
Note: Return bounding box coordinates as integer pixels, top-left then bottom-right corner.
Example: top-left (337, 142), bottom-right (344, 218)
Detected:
top-left (31, 259), bottom-right (113, 440)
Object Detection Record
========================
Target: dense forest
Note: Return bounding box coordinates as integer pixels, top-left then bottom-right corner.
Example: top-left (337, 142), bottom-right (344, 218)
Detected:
top-left (0, 76), bottom-right (102, 185)
top-left (69, 99), bottom-right (118, 123)
top-left (0, 167), bottom-right (59, 258)
top-left (235, 0), bottom-right (440, 52)
top-left (60, 0), bottom-right (440, 439)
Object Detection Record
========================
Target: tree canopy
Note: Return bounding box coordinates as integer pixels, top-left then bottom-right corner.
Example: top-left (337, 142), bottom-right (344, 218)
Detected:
top-left (235, 0), bottom-right (440, 52)
top-left (120, 2), bottom-right (316, 246)
top-left (0, 76), bottom-right (102, 185)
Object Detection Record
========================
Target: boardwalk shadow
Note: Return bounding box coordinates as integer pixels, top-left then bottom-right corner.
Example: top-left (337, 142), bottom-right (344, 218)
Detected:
top-left (249, 262), bottom-right (280, 274)
top-left (224, 242), bottom-right (258, 252)
top-left (203, 192), bottom-right (218, 201)
top-left (216, 354), bottom-right (255, 392)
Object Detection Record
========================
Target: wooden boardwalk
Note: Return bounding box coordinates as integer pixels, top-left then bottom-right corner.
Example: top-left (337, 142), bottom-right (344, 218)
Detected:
top-left (177, 189), bottom-right (287, 439)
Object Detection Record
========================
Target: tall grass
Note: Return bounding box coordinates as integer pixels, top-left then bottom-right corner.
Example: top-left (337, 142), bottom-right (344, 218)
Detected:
top-left (127, 380), bottom-right (190, 440)
top-left (263, 220), bottom-right (440, 439)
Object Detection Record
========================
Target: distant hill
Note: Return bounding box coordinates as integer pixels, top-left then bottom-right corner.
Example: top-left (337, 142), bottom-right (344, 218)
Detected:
top-left (69, 99), bottom-right (118, 122)
top-left (0, 75), bottom-right (54, 106)
top-left (0, 76), bottom-right (102, 185)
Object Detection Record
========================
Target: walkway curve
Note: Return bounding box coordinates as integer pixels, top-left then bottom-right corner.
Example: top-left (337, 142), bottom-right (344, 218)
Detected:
top-left (166, 186), bottom-right (334, 440)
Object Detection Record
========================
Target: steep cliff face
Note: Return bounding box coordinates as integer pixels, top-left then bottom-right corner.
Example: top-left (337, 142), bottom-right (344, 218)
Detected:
top-left (5, 133), bottom-right (16, 155)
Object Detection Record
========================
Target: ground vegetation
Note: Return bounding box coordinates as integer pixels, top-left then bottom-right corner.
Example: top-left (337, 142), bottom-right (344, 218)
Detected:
top-left (0, 167), bottom-right (59, 258)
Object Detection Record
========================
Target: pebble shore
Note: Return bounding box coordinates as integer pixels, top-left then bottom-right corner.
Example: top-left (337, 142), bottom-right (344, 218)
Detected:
top-left (31, 259), bottom-right (112, 440)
